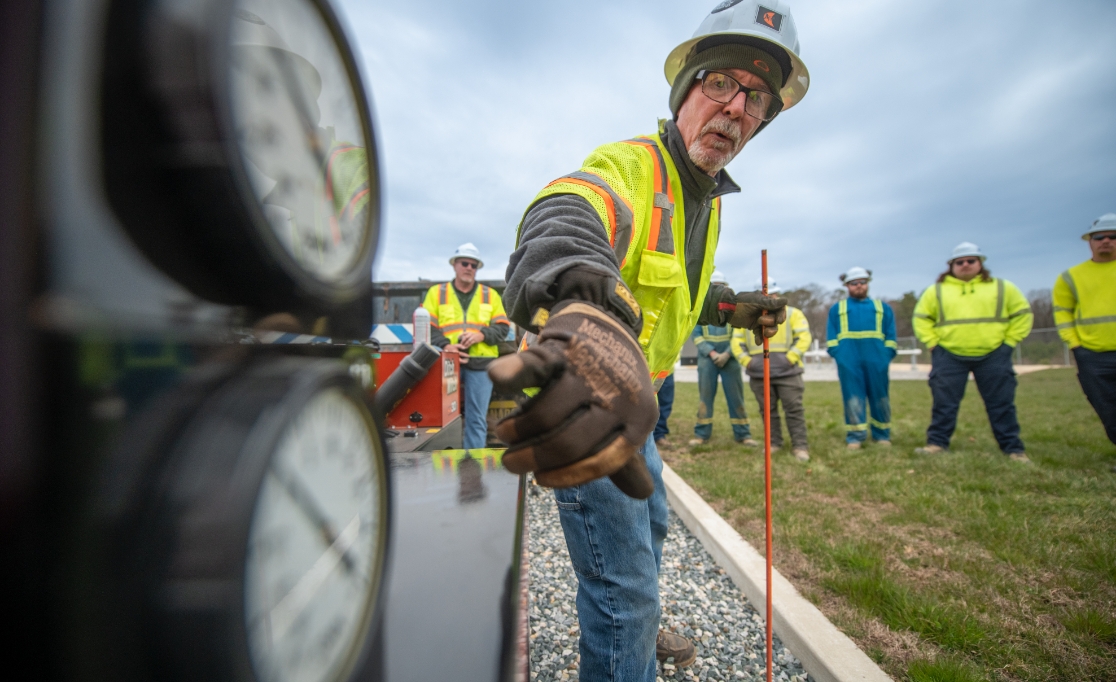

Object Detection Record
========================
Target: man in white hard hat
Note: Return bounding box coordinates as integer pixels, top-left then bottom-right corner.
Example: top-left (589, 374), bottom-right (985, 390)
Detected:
top-left (489, 2), bottom-right (807, 677)
top-left (422, 243), bottom-right (510, 449)
top-left (1053, 214), bottom-right (1116, 446)
top-left (913, 243), bottom-right (1033, 461)
top-left (689, 270), bottom-right (757, 447)
top-left (731, 279), bottom-right (812, 460)
top-left (826, 267), bottom-right (897, 450)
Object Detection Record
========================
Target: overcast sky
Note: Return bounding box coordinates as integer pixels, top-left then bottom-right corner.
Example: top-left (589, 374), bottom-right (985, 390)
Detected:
top-left (337, 0), bottom-right (1116, 299)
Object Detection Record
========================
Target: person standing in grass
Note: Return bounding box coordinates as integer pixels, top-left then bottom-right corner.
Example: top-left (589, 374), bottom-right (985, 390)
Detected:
top-left (1053, 213), bottom-right (1116, 446)
top-left (913, 243), bottom-right (1033, 461)
top-left (689, 270), bottom-right (757, 448)
top-left (827, 266), bottom-right (897, 451)
top-left (732, 279), bottom-right (812, 461)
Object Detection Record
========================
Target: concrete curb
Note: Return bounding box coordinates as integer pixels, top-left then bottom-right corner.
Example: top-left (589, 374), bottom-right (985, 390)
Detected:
top-left (662, 464), bottom-right (893, 682)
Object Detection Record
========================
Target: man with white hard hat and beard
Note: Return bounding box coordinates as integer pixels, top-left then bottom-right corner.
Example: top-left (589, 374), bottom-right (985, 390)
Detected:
top-left (489, 1), bottom-right (810, 678)
top-left (1053, 214), bottom-right (1116, 447)
top-left (827, 267), bottom-right (897, 450)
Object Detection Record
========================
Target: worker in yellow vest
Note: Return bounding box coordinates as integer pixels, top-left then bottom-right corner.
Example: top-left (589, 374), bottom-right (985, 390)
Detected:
top-left (913, 243), bottom-right (1033, 461)
top-left (1053, 213), bottom-right (1116, 445)
top-left (422, 243), bottom-right (510, 449)
top-left (487, 2), bottom-right (805, 675)
top-left (732, 279), bottom-right (812, 461)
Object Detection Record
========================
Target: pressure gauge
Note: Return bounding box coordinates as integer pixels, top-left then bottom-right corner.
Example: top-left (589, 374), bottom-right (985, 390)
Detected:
top-left (126, 358), bottom-right (391, 681)
top-left (102, 0), bottom-right (379, 310)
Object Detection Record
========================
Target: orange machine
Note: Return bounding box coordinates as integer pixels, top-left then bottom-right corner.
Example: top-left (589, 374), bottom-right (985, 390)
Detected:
top-left (374, 348), bottom-right (460, 430)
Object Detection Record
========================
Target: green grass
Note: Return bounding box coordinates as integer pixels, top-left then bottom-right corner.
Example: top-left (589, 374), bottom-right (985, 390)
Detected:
top-left (662, 368), bottom-right (1116, 681)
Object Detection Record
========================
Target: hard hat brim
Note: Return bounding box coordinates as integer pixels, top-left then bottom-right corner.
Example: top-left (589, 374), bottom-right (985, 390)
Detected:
top-left (664, 32), bottom-right (809, 111)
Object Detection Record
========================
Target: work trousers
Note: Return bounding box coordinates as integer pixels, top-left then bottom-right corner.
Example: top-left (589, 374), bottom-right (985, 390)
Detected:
top-left (654, 373), bottom-right (675, 442)
top-left (554, 433), bottom-right (667, 682)
top-left (1074, 347), bottom-right (1116, 446)
top-left (835, 357), bottom-right (891, 444)
top-left (694, 355), bottom-right (751, 441)
top-left (461, 367), bottom-right (493, 450)
top-left (927, 344), bottom-right (1024, 453)
top-left (749, 374), bottom-right (808, 451)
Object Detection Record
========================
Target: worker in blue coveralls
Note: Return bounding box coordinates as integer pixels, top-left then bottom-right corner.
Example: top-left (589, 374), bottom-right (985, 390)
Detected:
top-left (688, 271), bottom-right (757, 447)
top-left (827, 266), bottom-right (898, 450)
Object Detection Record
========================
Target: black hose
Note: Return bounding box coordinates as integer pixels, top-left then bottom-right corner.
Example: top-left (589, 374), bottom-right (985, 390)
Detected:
top-left (373, 342), bottom-right (441, 417)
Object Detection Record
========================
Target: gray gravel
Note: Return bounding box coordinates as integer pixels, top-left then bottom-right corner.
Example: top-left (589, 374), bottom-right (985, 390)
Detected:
top-left (527, 481), bottom-right (810, 682)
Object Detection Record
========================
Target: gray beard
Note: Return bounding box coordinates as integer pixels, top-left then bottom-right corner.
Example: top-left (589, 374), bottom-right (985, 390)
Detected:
top-left (686, 121), bottom-right (745, 174)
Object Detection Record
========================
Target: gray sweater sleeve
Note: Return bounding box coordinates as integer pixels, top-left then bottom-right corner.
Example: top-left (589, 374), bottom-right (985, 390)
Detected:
top-left (503, 194), bottom-right (622, 329)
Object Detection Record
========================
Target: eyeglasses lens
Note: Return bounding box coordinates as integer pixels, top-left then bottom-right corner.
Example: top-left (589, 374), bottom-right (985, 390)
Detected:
top-left (700, 72), bottom-right (779, 122)
top-left (1092, 234), bottom-right (1116, 242)
top-left (955, 258), bottom-right (978, 265)
top-left (458, 261), bottom-right (478, 269)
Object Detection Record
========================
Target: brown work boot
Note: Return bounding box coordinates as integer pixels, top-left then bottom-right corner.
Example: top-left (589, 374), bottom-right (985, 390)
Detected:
top-left (846, 442), bottom-right (861, 451)
top-left (874, 439), bottom-right (892, 447)
top-left (655, 436), bottom-right (672, 452)
top-left (656, 630), bottom-right (696, 668)
top-left (1007, 452), bottom-right (1032, 464)
top-left (687, 438), bottom-right (707, 447)
top-left (735, 437), bottom-right (758, 447)
top-left (914, 444), bottom-right (945, 455)
top-left (792, 449), bottom-right (810, 462)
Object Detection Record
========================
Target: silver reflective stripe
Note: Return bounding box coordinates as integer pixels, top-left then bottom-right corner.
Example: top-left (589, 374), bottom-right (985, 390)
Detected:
top-left (1060, 270), bottom-right (1079, 302)
top-left (938, 318), bottom-right (1010, 326)
top-left (1078, 315), bottom-right (1116, 326)
top-left (566, 171), bottom-right (634, 265)
top-left (935, 282), bottom-right (945, 323)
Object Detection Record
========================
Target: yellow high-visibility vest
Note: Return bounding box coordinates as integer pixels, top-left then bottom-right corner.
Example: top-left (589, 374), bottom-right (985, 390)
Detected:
top-left (520, 120), bottom-right (720, 389)
top-left (913, 276), bottom-right (1032, 357)
top-left (731, 306), bottom-right (812, 365)
top-left (1053, 260), bottom-right (1116, 352)
top-left (422, 282), bottom-right (509, 358)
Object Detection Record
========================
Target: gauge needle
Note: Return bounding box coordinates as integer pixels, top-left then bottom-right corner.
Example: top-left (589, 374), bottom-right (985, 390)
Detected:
top-left (268, 514), bottom-right (361, 642)
top-left (269, 465), bottom-right (358, 574)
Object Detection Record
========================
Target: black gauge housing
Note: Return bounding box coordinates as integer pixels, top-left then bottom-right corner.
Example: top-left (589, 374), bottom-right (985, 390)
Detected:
top-left (101, 0), bottom-right (380, 313)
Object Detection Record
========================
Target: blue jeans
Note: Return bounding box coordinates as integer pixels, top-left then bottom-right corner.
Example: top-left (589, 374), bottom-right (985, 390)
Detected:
top-left (654, 373), bottom-right (675, 441)
top-left (694, 355), bottom-right (751, 441)
top-left (927, 344), bottom-right (1024, 453)
top-left (554, 433), bottom-right (667, 682)
top-left (461, 367), bottom-right (493, 450)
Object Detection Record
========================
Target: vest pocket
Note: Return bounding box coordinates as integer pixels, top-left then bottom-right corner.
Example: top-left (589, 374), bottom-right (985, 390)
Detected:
top-left (636, 249), bottom-right (684, 287)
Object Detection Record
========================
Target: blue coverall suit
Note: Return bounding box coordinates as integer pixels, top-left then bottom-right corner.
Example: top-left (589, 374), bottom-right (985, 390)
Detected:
top-left (827, 298), bottom-right (898, 444)
top-left (692, 324), bottom-right (752, 442)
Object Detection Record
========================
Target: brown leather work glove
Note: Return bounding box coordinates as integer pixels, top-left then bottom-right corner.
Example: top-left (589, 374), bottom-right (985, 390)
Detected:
top-left (487, 300), bottom-right (658, 499)
top-left (730, 291), bottom-right (789, 345)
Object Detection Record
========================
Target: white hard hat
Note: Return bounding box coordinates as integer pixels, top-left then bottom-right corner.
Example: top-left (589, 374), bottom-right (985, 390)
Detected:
top-left (231, 10), bottom-right (322, 121)
top-left (1083, 213), bottom-right (1116, 240)
top-left (949, 242), bottom-right (985, 262)
top-left (711, 269), bottom-right (728, 285)
top-left (839, 267), bottom-right (871, 283)
top-left (664, 0), bottom-right (810, 112)
top-left (753, 277), bottom-right (781, 294)
top-left (449, 242), bottom-right (484, 268)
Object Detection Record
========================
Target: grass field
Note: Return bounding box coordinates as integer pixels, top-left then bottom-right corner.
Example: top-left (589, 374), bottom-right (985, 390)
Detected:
top-left (661, 368), bottom-right (1116, 681)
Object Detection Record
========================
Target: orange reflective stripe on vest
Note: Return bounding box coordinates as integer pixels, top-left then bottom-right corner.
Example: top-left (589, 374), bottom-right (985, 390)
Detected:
top-left (624, 137), bottom-right (675, 254)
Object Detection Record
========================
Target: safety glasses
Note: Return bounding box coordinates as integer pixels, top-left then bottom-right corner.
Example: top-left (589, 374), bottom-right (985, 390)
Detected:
top-left (696, 70), bottom-right (783, 122)
top-left (1090, 233), bottom-right (1116, 242)
top-left (952, 258), bottom-right (981, 266)
top-left (456, 260), bottom-right (479, 270)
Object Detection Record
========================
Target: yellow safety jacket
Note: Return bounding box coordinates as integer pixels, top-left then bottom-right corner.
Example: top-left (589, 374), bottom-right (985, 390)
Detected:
top-left (731, 307), bottom-right (812, 372)
top-left (913, 276), bottom-right (1032, 357)
top-left (521, 121), bottom-right (720, 388)
top-left (422, 282), bottom-right (509, 359)
top-left (1053, 260), bottom-right (1116, 352)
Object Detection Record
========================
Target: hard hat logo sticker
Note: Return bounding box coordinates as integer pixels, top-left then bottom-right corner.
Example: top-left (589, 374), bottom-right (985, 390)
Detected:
top-left (753, 59), bottom-right (770, 72)
top-left (755, 6), bottom-right (783, 31)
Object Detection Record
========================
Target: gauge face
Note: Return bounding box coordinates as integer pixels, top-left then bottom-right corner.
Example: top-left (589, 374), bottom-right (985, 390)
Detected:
top-left (229, 0), bottom-right (372, 284)
top-left (244, 388), bottom-right (385, 682)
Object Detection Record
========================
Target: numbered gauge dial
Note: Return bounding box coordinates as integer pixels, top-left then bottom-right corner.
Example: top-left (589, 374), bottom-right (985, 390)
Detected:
top-left (103, 0), bottom-right (379, 310)
top-left (244, 388), bottom-right (383, 682)
top-left (229, 0), bottom-right (372, 284)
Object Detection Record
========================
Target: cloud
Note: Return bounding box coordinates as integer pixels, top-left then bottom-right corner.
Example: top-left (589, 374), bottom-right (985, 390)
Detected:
top-left (337, 0), bottom-right (1116, 298)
